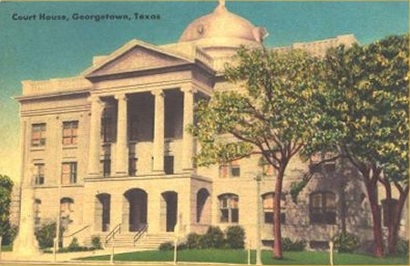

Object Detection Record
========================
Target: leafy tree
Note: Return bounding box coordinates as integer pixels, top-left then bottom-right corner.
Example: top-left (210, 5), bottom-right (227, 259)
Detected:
top-left (191, 47), bottom-right (326, 258)
top-left (0, 174), bottom-right (14, 245)
top-left (319, 34), bottom-right (409, 257)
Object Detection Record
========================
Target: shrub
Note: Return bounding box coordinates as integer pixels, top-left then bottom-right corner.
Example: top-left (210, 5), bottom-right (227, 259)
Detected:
top-left (68, 237), bottom-right (80, 251)
top-left (186, 233), bottom-right (202, 249)
top-left (91, 236), bottom-right (102, 249)
top-left (282, 237), bottom-right (306, 251)
top-left (159, 241), bottom-right (174, 251)
top-left (1, 225), bottom-right (18, 246)
top-left (332, 232), bottom-right (359, 253)
top-left (200, 226), bottom-right (225, 249)
top-left (34, 221), bottom-right (66, 249)
top-left (35, 222), bottom-right (57, 249)
top-left (396, 238), bottom-right (409, 257)
top-left (225, 226), bottom-right (245, 249)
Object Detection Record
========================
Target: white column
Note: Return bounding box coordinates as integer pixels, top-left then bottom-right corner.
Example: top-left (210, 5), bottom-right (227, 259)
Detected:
top-left (151, 89), bottom-right (165, 173)
top-left (87, 96), bottom-right (103, 177)
top-left (181, 86), bottom-right (196, 171)
top-left (115, 93), bottom-right (128, 176)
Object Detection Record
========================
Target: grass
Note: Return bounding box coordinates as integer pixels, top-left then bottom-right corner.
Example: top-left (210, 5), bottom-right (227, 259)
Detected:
top-left (79, 249), bottom-right (409, 265)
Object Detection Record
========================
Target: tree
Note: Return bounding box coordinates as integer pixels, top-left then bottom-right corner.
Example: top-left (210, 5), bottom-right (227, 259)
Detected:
top-left (320, 34), bottom-right (409, 256)
top-left (191, 47), bottom-right (326, 258)
top-left (0, 174), bottom-right (14, 245)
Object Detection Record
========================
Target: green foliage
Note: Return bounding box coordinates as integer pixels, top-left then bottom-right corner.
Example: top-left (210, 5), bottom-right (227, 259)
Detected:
top-left (395, 238), bottom-right (409, 257)
top-left (1, 225), bottom-right (18, 246)
top-left (35, 221), bottom-right (56, 249)
top-left (332, 232), bottom-right (360, 253)
top-left (323, 34), bottom-right (409, 180)
top-left (225, 226), bottom-right (245, 249)
top-left (34, 221), bottom-right (65, 249)
top-left (0, 175), bottom-right (13, 237)
top-left (186, 233), bottom-right (202, 249)
top-left (200, 226), bottom-right (225, 249)
top-left (290, 180), bottom-right (308, 203)
top-left (68, 237), bottom-right (80, 251)
top-left (282, 238), bottom-right (306, 251)
top-left (91, 235), bottom-right (102, 249)
top-left (159, 241), bottom-right (174, 251)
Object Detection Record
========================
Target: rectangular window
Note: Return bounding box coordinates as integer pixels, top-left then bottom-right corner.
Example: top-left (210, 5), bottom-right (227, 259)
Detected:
top-left (62, 121), bottom-right (78, 145)
top-left (101, 117), bottom-right (114, 142)
top-left (34, 163), bottom-right (45, 185)
top-left (101, 160), bottom-right (111, 177)
top-left (310, 192), bottom-right (336, 224)
top-left (129, 157), bottom-right (137, 176)
top-left (129, 116), bottom-right (139, 141)
top-left (61, 162), bottom-right (77, 184)
top-left (164, 156), bottom-right (174, 175)
top-left (31, 123), bottom-right (46, 146)
top-left (219, 160), bottom-right (240, 178)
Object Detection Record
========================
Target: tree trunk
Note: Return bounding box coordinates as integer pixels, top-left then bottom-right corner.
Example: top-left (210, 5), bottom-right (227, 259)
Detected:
top-left (387, 185), bottom-right (409, 255)
top-left (366, 182), bottom-right (384, 257)
top-left (272, 168), bottom-right (285, 259)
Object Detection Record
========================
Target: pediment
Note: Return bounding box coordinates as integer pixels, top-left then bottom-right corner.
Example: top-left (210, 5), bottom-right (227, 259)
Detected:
top-left (84, 40), bottom-right (192, 78)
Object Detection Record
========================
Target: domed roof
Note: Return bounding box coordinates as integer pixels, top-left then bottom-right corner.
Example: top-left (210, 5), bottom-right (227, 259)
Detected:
top-left (179, 2), bottom-right (264, 43)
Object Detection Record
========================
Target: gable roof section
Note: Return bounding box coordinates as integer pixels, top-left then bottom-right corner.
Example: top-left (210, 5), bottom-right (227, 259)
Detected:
top-left (83, 39), bottom-right (194, 79)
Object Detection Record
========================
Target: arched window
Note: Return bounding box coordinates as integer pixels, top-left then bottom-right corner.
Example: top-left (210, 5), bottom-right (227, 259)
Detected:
top-left (218, 194), bottom-right (239, 223)
top-left (60, 197), bottom-right (74, 217)
top-left (309, 191), bottom-right (336, 224)
top-left (262, 192), bottom-right (286, 224)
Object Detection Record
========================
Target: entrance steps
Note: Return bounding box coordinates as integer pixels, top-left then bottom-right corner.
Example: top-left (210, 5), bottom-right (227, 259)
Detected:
top-left (104, 232), bottom-right (176, 250)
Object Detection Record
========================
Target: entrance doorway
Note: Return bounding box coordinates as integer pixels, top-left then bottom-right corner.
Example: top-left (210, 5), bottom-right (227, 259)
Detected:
top-left (161, 191), bottom-right (178, 232)
top-left (124, 189), bottom-right (148, 232)
top-left (96, 193), bottom-right (111, 232)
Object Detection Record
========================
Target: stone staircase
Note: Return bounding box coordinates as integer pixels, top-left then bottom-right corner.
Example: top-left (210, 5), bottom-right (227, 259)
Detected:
top-left (104, 232), bottom-right (175, 250)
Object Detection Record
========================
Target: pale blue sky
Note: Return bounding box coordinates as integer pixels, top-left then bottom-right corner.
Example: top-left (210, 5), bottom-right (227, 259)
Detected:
top-left (0, 0), bottom-right (408, 182)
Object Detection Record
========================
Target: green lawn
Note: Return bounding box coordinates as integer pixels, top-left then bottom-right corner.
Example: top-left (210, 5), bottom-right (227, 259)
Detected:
top-left (80, 249), bottom-right (408, 265)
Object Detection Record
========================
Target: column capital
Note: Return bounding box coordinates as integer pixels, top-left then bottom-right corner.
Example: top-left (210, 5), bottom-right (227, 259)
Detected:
top-left (87, 95), bottom-right (102, 103)
top-left (151, 89), bottom-right (164, 97)
top-left (180, 86), bottom-right (198, 94)
top-left (114, 93), bottom-right (128, 101)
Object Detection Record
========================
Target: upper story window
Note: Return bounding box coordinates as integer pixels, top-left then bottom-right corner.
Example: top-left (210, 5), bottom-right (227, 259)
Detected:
top-left (219, 160), bottom-right (240, 178)
top-left (309, 191), bottom-right (337, 224)
top-left (129, 115), bottom-right (139, 141)
top-left (219, 193), bottom-right (239, 223)
top-left (31, 123), bottom-right (46, 146)
top-left (34, 163), bottom-right (45, 185)
top-left (34, 199), bottom-right (42, 226)
top-left (101, 116), bottom-right (114, 143)
top-left (61, 162), bottom-right (77, 184)
top-left (62, 121), bottom-right (78, 145)
top-left (129, 157), bottom-right (137, 176)
top-left (101, 159), bottom-right (111, 177)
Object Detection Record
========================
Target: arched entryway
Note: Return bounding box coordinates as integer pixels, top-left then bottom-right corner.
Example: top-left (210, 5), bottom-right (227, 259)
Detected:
top-left (196, 188), bottom-right (211, 224)
top-left (95, 193), bottom-right (111, 232)
top-left (124, 188), bottom-right (148, 232)
top-left (161, 191), bottom-right (178, 232)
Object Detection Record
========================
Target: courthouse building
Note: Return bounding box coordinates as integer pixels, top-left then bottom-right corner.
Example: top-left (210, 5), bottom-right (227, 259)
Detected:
top-left (14, 2), bottom-right (407, 250)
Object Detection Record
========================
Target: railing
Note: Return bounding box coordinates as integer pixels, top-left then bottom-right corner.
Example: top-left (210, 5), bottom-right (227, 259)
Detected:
top-left (63, 224), bottom-right (91, 238)
top-left (105, 223), bottom-right (121, 245)
top-left (133, 224), bottom-right (148, 246)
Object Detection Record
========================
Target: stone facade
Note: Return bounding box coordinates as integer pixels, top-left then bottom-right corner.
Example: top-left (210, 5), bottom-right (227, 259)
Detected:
top-left (14, 2), bottom-right (407, 252)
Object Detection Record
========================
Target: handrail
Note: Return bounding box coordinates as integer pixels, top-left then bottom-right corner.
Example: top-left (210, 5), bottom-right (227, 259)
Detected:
top-left (105, 223), bottom-right (121, 244)
top-left (133, 224), bottom-right (148, 245)
top-left (63, 224), bottom-right (91, 238)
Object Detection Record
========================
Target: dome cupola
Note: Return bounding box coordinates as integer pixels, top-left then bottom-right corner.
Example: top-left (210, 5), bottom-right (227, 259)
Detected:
top-left (179, 0), bottom-right (268, 46)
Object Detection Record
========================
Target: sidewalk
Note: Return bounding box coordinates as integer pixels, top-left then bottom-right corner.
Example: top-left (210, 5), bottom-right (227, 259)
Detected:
top-left (0, 248), bottom-right (135, 263)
